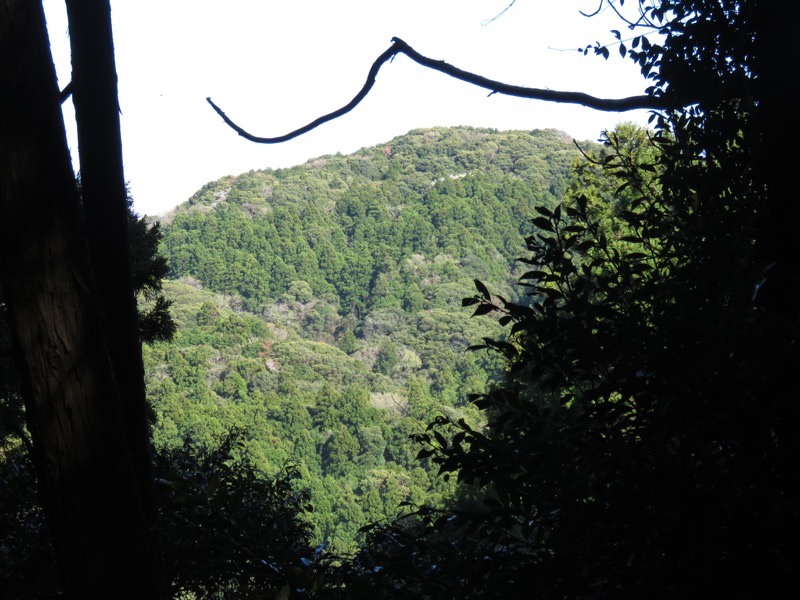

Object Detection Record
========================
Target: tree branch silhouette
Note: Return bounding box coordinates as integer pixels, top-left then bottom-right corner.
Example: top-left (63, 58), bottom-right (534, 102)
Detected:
top-left (207, 37), bottom-right (680, 144)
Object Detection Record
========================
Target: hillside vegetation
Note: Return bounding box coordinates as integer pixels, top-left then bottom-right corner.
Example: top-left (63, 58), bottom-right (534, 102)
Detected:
top-left (147, 126), bottom-right (588, 549)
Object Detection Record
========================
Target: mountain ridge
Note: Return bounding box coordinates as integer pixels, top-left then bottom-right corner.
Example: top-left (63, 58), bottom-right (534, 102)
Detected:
top-left (146, 125), bottom-right (592, 549)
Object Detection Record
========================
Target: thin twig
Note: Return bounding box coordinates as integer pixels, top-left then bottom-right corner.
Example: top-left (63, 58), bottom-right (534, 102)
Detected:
top-left (482, 0), bottom-right (517, 26)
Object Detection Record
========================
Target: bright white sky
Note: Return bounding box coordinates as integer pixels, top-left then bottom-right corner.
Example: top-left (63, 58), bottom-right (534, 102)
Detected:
top-left (43, 0), bottom-right (653, 216)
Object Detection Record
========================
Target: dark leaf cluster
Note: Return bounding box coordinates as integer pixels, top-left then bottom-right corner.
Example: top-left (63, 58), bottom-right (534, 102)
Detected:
top-left (403, 108), bottom-right (798, 596)
top-left (155, 433), bottom-right (321, 599)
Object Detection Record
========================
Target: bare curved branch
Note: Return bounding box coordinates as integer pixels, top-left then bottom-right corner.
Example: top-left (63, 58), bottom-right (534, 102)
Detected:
top-left (207, 37), bottom-right (679, 145)
top-left (580, 0), bottom-right (605, 18)
top-left (207, 42), bottom-right (399, 144)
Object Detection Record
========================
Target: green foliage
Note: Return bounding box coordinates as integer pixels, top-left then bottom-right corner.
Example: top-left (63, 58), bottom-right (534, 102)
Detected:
top-left (1, 431), bottom-right (324, 600)
top-left (141, 279), bottom-right (465, 552)
top-left (162, 127), bottom-right (583, 316)
top-left (142, 128), bottom-right (583, 553)
top-left (373, 341), bottom-right (399, 376)
top-left (0, 442), bottom-right (60, 599)
top-left (196, 300), bottom-right (221, 326)
top-left (155, 434), bottom-right (317, 599)
top-left (392, 110), bottom-right (797, 596)
top-left (128, 194), bottom-right (177, 343)
top-left (5, 2), bottom-right (795, 597)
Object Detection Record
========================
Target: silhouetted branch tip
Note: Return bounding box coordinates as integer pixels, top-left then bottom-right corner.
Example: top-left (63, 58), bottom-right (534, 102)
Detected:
top-left (580, 0), bottom-right (605, 18)
top-left (208, 37), bottom-right (683, 145)
top-left (482, 0), bottom-right (517, 26)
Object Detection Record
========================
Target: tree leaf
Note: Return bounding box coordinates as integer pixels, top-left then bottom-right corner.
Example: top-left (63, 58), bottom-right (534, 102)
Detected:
top-left (474, 279), bottom-right (491, 299)
top-left (531, 216), bottom-right (555, 232)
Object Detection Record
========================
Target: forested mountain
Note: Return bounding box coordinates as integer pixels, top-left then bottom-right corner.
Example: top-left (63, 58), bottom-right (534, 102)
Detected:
top-left (5, 1), bottom-right (795, 596)
top-left (163, 126), bottom-right (579, 314)
top-left (146, 126), bottom-right (587, 550)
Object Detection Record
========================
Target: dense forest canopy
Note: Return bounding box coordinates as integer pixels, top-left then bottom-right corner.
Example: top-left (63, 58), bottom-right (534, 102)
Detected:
top-left (150, 126), bottom-right (586, 548)
top-left (163, 127), bottom-right (578, 312)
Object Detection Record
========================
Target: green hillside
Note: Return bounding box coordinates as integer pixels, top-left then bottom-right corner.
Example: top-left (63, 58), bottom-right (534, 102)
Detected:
top-left (148, 126), bottom-right (588, 550)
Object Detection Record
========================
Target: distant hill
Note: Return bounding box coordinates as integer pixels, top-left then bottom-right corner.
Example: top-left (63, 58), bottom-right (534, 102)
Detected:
top-left (147, 126), bottom-right (590, 549)
top-left (162, 126), bottom-right (582, 313)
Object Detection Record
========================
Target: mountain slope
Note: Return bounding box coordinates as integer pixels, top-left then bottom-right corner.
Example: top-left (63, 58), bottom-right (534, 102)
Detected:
top-left (163, 126), bottom-right (581, 314)
top-left (149, 126), bottom-right (589, 549)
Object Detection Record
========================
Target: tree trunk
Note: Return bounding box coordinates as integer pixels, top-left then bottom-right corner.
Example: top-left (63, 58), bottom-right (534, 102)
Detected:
top-left (751, 1), bottom-right (800, 311)
top-left (0, 1), bottom-right (165, 597)
top-left (64, 0), bottom-right (164, 563)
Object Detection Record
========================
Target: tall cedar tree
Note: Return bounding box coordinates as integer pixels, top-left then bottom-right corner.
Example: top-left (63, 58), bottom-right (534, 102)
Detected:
top-left (0, 1), bottom-right (165, 596)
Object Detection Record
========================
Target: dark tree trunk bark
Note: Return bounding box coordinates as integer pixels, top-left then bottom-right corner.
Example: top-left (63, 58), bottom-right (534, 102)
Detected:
top-left (0, 1), bottom-right (165, 597)
top-left (64, 0), bottom-right (164, 564)
top-left (751, 1), bottom-right (800, 311)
